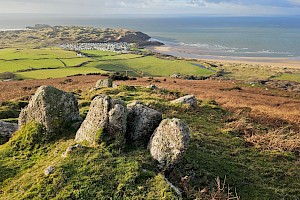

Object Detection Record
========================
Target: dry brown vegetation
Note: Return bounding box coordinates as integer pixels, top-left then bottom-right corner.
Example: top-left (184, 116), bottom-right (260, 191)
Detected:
top-left (245, 128), bottom-right (300, 153)
top-left (0, 75), bottom-right (103, 101)
top-left (1, 75), bottom-right (300, 199)
top-left (224, 109), bottom-right (300, 153)
top-left (1, 76), bottom-right (299, 132)
top-left (124, 78), bottom-right (300, 130)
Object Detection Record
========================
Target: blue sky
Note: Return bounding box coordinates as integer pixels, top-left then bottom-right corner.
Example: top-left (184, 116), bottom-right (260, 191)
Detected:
top-left (0, 0), bottom-right (300, 16)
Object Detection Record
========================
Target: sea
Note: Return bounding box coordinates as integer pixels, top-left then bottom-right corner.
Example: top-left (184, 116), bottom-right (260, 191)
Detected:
top-left (1, 14), bottom-right (300, 59)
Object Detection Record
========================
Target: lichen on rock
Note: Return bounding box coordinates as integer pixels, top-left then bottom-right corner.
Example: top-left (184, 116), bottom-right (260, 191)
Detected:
top-left (171, 95), bottom-right (197, 108)
top-left (149, 118), bottom-right (190, 171)
top-left (126, 101), bottom-right (162, 146)
top-left (18, 85), bottom-right (82, 134)
top-left (95, 78), bottom-right (113, 88)
top-left (75, 95), bottom-right (127, 149)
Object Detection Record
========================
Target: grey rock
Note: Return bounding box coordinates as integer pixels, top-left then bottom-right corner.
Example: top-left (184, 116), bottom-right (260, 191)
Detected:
top-left (95, 78), bottom-right (113, 88)
top-left (44, 166), bottom-right (55, 176)
top-left (18, 86), bottom-right (82, 133)
top-left (170, 74), bottom-right (182, 79)
top-left (75, 95), bottom-right (127, 148)
top-left (149, 118), bottom-right (190, 170)
top-left (126, 101), bottom-right (162, 146)
top-left (147, 84), bottom-right (158, 90)
top-left (0, 120), bottom-right (18, 138)
top-left (62, 144), bottom-right (82, 157)
top-left (113, 83), bottom-right (119, 88)
top-left (171, 95), bottom-right (197, 108)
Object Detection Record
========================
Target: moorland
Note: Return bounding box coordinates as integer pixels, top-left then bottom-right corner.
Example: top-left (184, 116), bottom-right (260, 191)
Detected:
top-left (0, 25), bottom-right (300, 199)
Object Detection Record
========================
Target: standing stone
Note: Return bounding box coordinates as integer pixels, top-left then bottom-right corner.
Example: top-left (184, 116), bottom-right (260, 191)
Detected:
top-left (75, 95), bottom-right (127, 148)
top-left (95, 78), bottom-right (113, 88)
top-left (171, 95), bottom-right (197, 108)
top-left (18, 86), bottom-right (82, 133)
top-left (126, 101), bottom-right (162, 146)
top-left (149, 118), bottom-right (190, 171)
top-left (0, 120), bottom-right (18, 138)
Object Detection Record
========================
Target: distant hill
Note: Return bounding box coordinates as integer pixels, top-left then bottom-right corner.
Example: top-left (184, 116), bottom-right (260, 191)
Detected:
top-left (0, 25), bottom-right (163, 48)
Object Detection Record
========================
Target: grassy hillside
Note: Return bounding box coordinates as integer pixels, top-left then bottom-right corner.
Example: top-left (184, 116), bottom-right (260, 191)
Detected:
top-left (0, 48), bottom-right (95, 74)
top-left (0, 26), bottom-right (151, 48)
top-left (15, 67), bottom-right (106, 80)
top-left (1, 85), bottom-right (299, 199)
top-left (274, 73), bottom-right (300, 82)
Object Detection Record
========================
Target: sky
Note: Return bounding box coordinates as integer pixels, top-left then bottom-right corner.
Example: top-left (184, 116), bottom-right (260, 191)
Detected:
top-left (0, 0), bottom-right (300, 16)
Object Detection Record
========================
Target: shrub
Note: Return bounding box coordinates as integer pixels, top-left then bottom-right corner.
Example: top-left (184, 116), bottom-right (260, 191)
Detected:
top-left (0, 72), bottom-right (16, 80)
top-left (110, 73), bottom-right (129, 81)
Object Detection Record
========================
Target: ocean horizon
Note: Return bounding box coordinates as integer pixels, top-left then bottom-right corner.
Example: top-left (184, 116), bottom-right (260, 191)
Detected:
top-left (1, 14), bottom-right (300, 59)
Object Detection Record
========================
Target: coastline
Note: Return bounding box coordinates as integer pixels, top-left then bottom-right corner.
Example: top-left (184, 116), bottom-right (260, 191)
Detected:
top-left (0, 28), bottom-right (27, 32)
top-left (146, 45), bottom-right (300, 69)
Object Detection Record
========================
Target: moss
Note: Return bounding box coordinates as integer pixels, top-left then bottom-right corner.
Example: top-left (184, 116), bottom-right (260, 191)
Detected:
top-left (96, 127), bottom-right (125, 153)
top-left (6, 121), bottom-right (46, 152)
top-left (1, 118), bottom-right (18, 123)
top-left (147, 174), bottom-right (177, 199)
top-left (1, 86), bottom-right (300, 199)
top-left (79, 108), bottom-right (89, 119)
top-left (0, 100), bottom-right (28, 120)
top-left (95, 127), bottom-right (104, 145)
top-left (119, 85), bottom-right (137, 91)
top-left (0, 107), bottom-right (20, 119)
top-left (78, 101), bottom-right (90, 108)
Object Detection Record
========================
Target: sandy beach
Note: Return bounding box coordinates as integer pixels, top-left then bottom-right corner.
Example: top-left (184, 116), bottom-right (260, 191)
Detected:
top-left (147, 45), bottom-right (300, 69)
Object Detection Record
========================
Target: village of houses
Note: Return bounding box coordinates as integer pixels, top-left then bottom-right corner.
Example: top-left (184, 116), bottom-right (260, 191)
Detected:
top-left (59, 42), bottom-right (131, 54)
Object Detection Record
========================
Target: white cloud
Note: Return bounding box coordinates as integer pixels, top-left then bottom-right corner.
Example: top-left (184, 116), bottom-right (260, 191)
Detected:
top-left (0, 0), bottom-right (299, 15)
top-left (289, 0), bottom-right (300, 5)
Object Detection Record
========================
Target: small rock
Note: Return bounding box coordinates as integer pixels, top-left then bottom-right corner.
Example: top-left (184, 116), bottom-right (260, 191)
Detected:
top-left (0, 120), bottom-right (18, 138)
top-left (18, 86), bottom-right (82, 133)
top-left (170, 74), bottom-right (182, 79)
top-left (62, 144), bottom-right (82, 157)
top-left (171, 95), bottom-right (197, 108)
top-left (95, 78), bottom-right (113, 88)
top-left (126, 101), bottom-right (162, 146)
top-left (149, 118), bottom-right (190, 171)
top-left (44, 166), bottom-right (55, 176)
top-left (147, 84), bottom-right (158, 90)
top-left (113, 83), bottom-right (119, 88)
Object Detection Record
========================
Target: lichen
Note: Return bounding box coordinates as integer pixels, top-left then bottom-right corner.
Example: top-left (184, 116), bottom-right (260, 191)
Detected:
top-left (95, 127), bottom-right (104, 145)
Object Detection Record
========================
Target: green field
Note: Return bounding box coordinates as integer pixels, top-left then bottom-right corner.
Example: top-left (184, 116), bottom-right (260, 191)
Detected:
top-left (59, 58), bottom-right (93, 67)
top-left (0, 48), bottom-right (215, 79)
top-left (0, 48), bottom-right (76, 60)
top-left (15, 67), bottom-right (106, 79)
top-left (0, 48), bottom-right (97, 77)
top-left (274, 73), bottom-right (300, 83)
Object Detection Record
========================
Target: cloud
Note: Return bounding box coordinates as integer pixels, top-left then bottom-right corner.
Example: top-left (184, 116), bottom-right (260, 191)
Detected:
top-left (0, 0), bottom-right (299, 15)
top-left (289, 0), bottom-right (300, 5)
